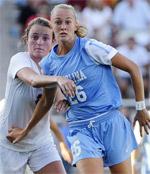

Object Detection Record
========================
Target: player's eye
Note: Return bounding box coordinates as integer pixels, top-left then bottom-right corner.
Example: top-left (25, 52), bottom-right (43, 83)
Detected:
top-left (65, 20), bottom-right (72, 25)
top-left (42, 36), bottom-right (50, 41)
top-left (55, 20), bottom-right (62, 25)
top-left (31, 35), bottom-right (39, 41)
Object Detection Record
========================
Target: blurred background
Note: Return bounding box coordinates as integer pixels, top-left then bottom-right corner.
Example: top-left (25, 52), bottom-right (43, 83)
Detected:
top-left (0, 0), bottom-right (150, 174)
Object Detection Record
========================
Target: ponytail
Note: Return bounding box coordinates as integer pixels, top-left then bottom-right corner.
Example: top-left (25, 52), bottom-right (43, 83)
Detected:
top-left (75, 25), bottom-right (87, 38)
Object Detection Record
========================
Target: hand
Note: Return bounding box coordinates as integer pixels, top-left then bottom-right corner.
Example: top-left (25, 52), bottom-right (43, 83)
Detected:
top-left (6, 127), bottom-right (27, 144)
top-left (54, 88), bottom-right (70, 112)
top-left (55, 99), bottom-right (70, 113)
top-left (60, 142), bottom-right (72, 164)
top-left (133, 109), bottom-right (150, 137)
top-left (57, 77), bottom-right (76, 97)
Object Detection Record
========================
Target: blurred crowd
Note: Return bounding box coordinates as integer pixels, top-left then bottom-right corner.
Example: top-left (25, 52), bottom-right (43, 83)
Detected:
top-left (0, 0), bottom-right (150, 174)
top-left (7, 0), bottom-right (150, 100)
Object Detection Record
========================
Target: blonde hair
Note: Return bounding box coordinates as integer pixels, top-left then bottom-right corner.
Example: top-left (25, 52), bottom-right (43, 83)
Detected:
top-left (51, 4), bottom-right (87, 38)
top-left (22, 17), bottom-right (53, 44)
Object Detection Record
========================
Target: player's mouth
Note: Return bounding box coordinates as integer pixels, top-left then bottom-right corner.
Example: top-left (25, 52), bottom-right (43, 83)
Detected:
top-left (60, 32), bottom-right (67, 37)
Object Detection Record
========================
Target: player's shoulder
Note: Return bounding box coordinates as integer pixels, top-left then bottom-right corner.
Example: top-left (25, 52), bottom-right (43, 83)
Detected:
top-left (85, 38), bottom-right (117, 54)
top-left (85, 38), bottom-right (108, 52)
top-left (11, 52), bottom-right (29, 61)
top-left (9, 52), bottom-right (30, 68)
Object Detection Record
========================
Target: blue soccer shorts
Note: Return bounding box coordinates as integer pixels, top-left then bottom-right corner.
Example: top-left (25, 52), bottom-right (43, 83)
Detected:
top-left (67, 109), bottom-right (138, 167)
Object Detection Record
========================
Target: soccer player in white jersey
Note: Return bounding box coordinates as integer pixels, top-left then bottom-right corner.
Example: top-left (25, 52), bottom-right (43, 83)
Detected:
top-left (0, 17), bottom-right (76, 174)
top-left (8, 4), bottom-right (150, 174)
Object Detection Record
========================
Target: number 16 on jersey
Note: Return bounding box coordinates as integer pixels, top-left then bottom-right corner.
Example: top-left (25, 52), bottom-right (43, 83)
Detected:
top-left (69, 85), bottom-right (87, 105)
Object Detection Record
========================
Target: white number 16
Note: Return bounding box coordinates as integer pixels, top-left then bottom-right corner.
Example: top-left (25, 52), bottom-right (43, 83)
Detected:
top-left (69, 85), bottom-right (87, 104)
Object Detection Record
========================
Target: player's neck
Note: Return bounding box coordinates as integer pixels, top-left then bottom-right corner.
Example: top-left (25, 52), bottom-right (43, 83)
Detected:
top-left (57, 41), bottom-right (74, 56)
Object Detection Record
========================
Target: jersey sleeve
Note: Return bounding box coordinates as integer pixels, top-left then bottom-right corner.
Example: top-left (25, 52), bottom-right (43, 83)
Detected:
top-left (85, 39), bottom-right (118, 65)
top-left (8, 52), bottom-right (32, 79)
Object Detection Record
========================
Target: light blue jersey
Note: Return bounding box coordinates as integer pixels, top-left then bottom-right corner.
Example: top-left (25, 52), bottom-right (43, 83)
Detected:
top-left (41, 37), bottom-right (137, 167)
top-left (41, 37), bottom-right (121, 122)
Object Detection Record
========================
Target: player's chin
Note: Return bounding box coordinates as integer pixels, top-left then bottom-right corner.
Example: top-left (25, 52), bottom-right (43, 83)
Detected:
top-left (32, 53), bottom-right (45, 61)
top-left (34, 51), bottom-right (46, 58)
top-left (60, 36), bottom-right (69, 42)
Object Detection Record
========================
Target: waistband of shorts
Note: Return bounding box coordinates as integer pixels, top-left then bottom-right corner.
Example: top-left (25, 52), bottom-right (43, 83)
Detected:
top-left (68, 109), bottom-right (120, 128)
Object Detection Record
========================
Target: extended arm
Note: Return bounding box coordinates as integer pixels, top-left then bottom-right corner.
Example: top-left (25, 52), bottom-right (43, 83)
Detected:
top-left (7, 67), bottom-right (76, 143)
top-left (17, 67), bottom-right (76, 97)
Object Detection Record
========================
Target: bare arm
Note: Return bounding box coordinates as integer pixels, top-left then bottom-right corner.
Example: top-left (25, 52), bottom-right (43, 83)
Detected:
top-left (112, 53), bottom-right (150, 136)
top-left (7, 67), bottom-right (76, 142)
top-left (50, 118), bottom-right (65, 143)
top-left (50, 118), bottom-right (72, 163)
top-left (7, 87), bottom-right (57, 143)
top-left (25, 87), bottom-right (57, 132)
top-left (54, 88), bottom-right (70, 113)
top-left (17, 67), bottom-right (58, 87)
top-left (112, 53), bottom-right (144, 101)
top-left (17, 67), bottom-right (76, 97)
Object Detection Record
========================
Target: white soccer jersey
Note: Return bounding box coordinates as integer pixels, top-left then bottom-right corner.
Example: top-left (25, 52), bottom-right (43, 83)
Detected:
top-left (0, 52), bottom-right (53, 152)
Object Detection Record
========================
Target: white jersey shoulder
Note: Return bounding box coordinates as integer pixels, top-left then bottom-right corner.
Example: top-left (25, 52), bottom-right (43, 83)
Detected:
top-left (9, 52), bottom-right (32, 79)
top-left (85, 39), bottom-right (118, 65)
top-left (11, 52), bottom-right (29, 62)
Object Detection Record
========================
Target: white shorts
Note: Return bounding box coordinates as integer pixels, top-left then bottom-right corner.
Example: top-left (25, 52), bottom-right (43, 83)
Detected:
top-left (0, 142), bottom-right (61, 174)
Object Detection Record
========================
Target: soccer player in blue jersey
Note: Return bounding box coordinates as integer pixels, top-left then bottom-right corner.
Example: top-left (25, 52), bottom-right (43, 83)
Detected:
top-left (8, 4), bottom-right (150, 174)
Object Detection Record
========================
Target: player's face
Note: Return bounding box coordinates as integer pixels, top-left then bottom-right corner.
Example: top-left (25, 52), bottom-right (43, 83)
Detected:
top-left (51, 8), bottom-right (77, 43)
top-left (27, 24), bottom-right (53, 62)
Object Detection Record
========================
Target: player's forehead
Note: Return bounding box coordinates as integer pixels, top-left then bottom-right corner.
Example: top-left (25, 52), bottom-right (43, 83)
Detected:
top-left (51, 8), bottom-right (75, 21)
top-left (29, 24), bottom-right (52, 35)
